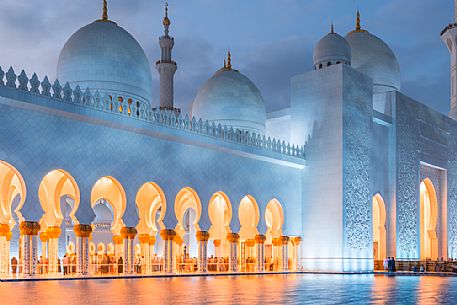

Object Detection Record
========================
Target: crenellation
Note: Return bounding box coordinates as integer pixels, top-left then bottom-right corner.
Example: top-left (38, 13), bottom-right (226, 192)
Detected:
top-left (6, 67), bottom-right (16, 88)
top-left (18, 70), bottom-right (28, 91)
top-left (52, 79), bottom-right (62, 99)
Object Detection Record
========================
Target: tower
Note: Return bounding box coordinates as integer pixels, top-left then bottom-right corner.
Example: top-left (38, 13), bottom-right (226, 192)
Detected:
top-left (156, 2), bottom-right (178, 111)
top-left (441, 0), bottom-right (457, 119)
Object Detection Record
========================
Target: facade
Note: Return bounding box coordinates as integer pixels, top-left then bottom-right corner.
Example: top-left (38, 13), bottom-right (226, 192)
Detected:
top-left (0, 1), bottom-right (456, 277)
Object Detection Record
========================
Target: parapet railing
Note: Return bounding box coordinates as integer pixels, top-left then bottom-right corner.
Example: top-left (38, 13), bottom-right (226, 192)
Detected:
top-left (0, 66), bottom-right (306, 159)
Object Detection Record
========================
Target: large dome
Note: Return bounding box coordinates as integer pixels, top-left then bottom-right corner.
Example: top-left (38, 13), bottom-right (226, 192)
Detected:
top-left (192, 68), bottom-right (267, 135)
top-left (313, 30), bottom-right (351, 69)
top-left (57, 20), bottom-right (153, 105)
top-left (345, 31), bottom-right (401, 93)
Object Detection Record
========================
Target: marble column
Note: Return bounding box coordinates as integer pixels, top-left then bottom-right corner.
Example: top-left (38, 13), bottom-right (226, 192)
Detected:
top-left (227, 233), bottom-right (239, 272)
top-left (0, 224), bottom-right (11, 276)
top-left (292, 237), bottom-right (302, 271)
top-left (113, 235), bottom-right (123, 262)
top-left (121, 227), bottom-right (137, 275)
top-left (46, 226), bottom-right (61, 275)
top-left (74, 224), bottom-right (92, 275)
top-left (19, 221), bottom-right (40, 276)
top-left (173, 235), bottom-right (183, 272)
top-left (149, 236), bottom-right (156, 272)
top-left (196, 231), bottom-right (210, 273)
top-left (255, 234), bottom-right (266, 272)
top-left (213, 239), bottom-right (221, 272)
top-left (280, 236), bottom-right (290, 271)
top-left (138, 234), bottom-right (150, 274)
top-left (272, 238), bottom-right (279, 271)
top-left (160, 229), bottom-right (176, 273)
top-left (39, 232), bottom-right (48, 264)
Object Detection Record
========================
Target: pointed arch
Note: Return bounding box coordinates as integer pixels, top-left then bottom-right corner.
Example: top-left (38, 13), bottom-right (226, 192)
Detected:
top-left (91, 176), bottom-right (126, 235)
top-left (265, 198), bottom-right (284, 244)
top-left (420, 178), bottom-right (439, 260)
top-left (174, 187), bottom-right (202, 235)
top-left (372, 193), bottom-right (387, 261)
top-left (208, 191), bottom-right (232, 241)
top-left (136, 182), bottom-right (166, 236)
top-left (0, 161), bottom-right (26, 228)
top-left (238, 195), bottom-right (260, 240)
top-left (38, 169), bottom-right (80, 230)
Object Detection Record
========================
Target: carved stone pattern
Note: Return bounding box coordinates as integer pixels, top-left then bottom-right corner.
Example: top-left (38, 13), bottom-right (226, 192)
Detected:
top-left (397, 102), bottom-right (420, 257)
top-left (447, 130), bottom-right (457, 258)
top-left (343, 97), bottom-right (371, 251)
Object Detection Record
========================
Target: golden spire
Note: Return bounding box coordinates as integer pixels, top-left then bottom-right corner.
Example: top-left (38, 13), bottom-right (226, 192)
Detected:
top-left (223, 59), bottom-right (227, 69)
top-left (227, 50), bottom-right (232, 70)
top-left (163, 2), bottom-right (171, 27)
top-left (349, 9), bottom-right (368, 34)
top-left (102, 0), bottom-right (108, 21)
top-left (331, 22), bottom-right (334, 34)
top-left (356, 9), bottom-right (361, 31)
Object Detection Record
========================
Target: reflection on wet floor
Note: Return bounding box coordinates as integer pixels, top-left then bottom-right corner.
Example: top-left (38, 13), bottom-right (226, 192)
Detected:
top-left (0, 274), bottom-right (456, 305)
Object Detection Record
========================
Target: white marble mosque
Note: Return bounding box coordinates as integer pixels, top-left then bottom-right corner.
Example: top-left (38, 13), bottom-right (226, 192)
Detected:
top-left (1, 0), bottom-right (457, 277)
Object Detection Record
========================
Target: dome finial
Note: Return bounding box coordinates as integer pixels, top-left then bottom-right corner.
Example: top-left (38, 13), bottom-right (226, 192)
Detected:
top-left (102, 0), bottom-right (108, 21)
top-left (227, 50), bottom-right (232, 70)
top-left (356, 9), bottom-right (361, 31)
top-left (163, 2), bottom-right (171, 29)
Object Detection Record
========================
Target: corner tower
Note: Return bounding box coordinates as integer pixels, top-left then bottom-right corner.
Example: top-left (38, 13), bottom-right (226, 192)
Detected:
top-left (441, 0), bottom-right (457, 119)
top-left (156, 2), bottom-right (178, 111)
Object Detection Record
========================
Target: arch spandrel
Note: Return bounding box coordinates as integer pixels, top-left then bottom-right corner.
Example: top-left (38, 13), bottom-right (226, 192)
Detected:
top-left (0, 161), bottom-right (27, 228)
top-left (136, 182), bottom-right (166, 236)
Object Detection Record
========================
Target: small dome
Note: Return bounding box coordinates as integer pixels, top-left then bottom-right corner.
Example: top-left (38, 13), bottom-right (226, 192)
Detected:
top-left (57, 20), bottom-right (153, 105)
top-left (345, 31), bottom-right (401, 93)
top-left (313, 31), bottom-right (351, 69)
top-left (192, 68), bottom-right (267, 135)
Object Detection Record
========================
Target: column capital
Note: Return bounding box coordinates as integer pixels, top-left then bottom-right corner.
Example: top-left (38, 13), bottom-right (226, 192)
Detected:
top-left (113, 235), bottom-right (123, 244)
top-left (149, 236), bottom-right (156, 245)
top-left (174, 235), bottom-right (183, 245)
top-left (6, 230), bottom-right (12, 241)
top-left (0, 224), bottom-right (10, 236)
top-left (272, 238), bottom-right (280, 246)
top-left (39, 232), bottom-right (49, 242)
top-left (139, 234), bottom-right (150, 244)
top-left (255, 234), bottom-right (266, 244)
top-left (196, 231), bottom-right (210, 242)
top-left (226, 232), bottom-right (240, 243)
top-left (280, 236), bottom-right (290, 245)
top-left (74, 224), bottom-right (93, 237)
top-left (46, 226), bottom-right (62, 239)
top-left (292, 236), bottom-right (302, 245)
top-left (245, 239), bottom-right (255, 247)
top-left (121, 227), bottom-right (137, 239)
top-left (160, 229), bottom-right (176, 241)
top-left (20, 221), bottom-right (40, 236)
top-left (213, 239), bottom-right (221, 247)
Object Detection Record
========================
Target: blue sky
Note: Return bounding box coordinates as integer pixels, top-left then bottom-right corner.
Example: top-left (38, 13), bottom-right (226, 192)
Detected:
top-left (0, 0), bottom-right (453, 114)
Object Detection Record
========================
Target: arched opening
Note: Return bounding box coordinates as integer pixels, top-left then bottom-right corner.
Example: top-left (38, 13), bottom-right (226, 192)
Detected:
top-left (420, 179), bottom-right (439, 260)
top-left (0, 161), bottom-right (26, 262)
top-left (91, 176), bottom-right (126, 236)
top-left (135, 182), bottom-right (166, 237)
top-left (265, 199), bottom-right (284, 264)
top-left (238, 195), bottom-right (259, 241)
top-left (175, 187), bottom-right (202, 259)
top-left (372, 194), bottom-right (387, 263)
top-left (208, 192), bottom-right (232, 264)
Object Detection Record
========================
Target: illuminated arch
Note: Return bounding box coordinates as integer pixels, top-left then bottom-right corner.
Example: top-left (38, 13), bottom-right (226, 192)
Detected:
top-left (174, 187), bottom-right (202, 235)
top-left (0, 161), bottom-right (26, 228)
top-left (238, 195), bottom-right (260, 240)
top-left (91, 176), bottom-right (126, 235)
top-left (420, 178), bottom-right (439, 260)
top-left (38, 169), bottom-right (80, 229)
top-left (265, 198), bottom-right (284, 244)
top-left (372, 193), bottom-right (387, 261)
top-left (208, 191), bottom-right (232, 241)
top-left (136, 182), bottom-right (166, 236)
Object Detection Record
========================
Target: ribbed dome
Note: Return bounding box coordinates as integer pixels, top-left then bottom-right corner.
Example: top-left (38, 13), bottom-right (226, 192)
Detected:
top-left (192, 68), bottom-right (267, 135)
top-left (345, 31), bottom-right (401, 93)
top-left (313, 32), bottom-right (351, 68)
top-left (57, 20), bottom-right (153, 105)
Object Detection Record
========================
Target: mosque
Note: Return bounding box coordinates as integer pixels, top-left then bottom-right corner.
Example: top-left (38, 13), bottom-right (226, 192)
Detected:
top-left (0, 0), bottom-right (457, 277)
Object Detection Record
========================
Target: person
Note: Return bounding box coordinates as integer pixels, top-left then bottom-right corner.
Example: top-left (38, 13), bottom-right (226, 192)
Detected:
top-left (420, 264), bottom-right (425, 272)
top-left (383, 258), bottom-right (388, 271)
top-left (118, 257), bottom-right (123, 274)
top-left (63, 255), bottom-right (69, 275)
top-left (11, 257), bottom-right (18, 275)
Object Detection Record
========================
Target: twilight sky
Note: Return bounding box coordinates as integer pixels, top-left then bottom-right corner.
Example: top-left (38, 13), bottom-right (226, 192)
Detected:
top-left (0, 0), bottom-right (453, 114)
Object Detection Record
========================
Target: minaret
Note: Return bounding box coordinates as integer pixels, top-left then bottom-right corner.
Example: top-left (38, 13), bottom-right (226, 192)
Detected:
top-left (156, 2), bottom-right (177, 111)
top-left (441, 0), bottom-right (457, 119)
